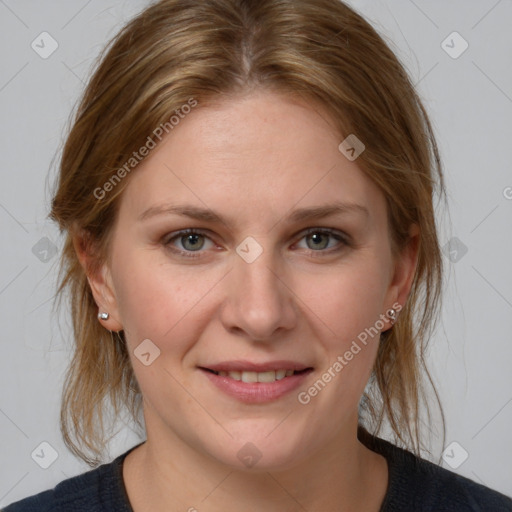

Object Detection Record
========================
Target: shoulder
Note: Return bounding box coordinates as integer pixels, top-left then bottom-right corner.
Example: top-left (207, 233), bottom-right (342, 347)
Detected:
top-left (360, 431), bottom-right (512, 512)
top-left (2, 463), bottom-right (116, 512)
top-left (2, 445), bottom-right (138, 512)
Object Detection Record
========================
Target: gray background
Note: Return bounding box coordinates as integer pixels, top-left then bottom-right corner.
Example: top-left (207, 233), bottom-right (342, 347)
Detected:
top-left (1, 0), bottom-right (511, 506)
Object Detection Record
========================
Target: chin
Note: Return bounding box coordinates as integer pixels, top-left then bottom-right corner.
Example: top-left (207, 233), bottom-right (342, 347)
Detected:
top-left (204, 428), bottom-right (313, 472)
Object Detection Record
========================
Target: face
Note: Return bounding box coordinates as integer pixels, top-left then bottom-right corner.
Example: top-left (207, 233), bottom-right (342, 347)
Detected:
top-left (89, 90), bottom-right (417, 471)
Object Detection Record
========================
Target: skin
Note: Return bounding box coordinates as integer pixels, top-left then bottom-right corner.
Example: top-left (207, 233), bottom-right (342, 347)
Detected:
top-left (77, 90), bottom-right (419, 511)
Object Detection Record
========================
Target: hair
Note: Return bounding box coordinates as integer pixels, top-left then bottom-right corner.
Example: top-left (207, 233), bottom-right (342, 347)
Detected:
top-left (49, 0), bottom-right (446, 466)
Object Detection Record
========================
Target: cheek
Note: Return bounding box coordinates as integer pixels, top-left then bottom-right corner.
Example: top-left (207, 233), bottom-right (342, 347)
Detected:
top-left (292, 256), bottom-right (390, 397)
top-left (295, 259), bottom-right (390, 345)
top-left (111, 249), bottom-right (221, 350)
top-left (111, 254), bottom-right (219, 401)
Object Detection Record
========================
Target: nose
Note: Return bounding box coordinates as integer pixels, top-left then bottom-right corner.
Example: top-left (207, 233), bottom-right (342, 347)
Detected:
top-left (220, 245), bottom-right (297, 342)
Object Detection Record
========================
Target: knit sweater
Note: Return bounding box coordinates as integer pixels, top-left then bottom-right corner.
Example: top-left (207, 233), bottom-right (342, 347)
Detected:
top-left (4, 435), bottom-right (512, 511)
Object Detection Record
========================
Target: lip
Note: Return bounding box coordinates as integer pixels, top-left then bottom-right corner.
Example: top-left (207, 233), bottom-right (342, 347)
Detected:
top-left (203, 360), bottom-right (310, 372)
top-left (199, 363), bottom-right (314, 404)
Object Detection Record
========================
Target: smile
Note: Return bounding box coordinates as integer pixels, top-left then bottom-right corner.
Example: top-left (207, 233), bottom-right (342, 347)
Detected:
top-left (205, 368), bottom-right (309, 382)
top-left (199, 365), bottom-right (314, 403)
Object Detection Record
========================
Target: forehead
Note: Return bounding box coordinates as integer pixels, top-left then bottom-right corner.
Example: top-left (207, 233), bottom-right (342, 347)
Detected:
top-left (116, 90), bottom-right (386, 230)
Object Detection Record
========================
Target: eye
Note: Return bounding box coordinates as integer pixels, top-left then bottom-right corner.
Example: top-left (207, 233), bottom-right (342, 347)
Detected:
top-left (294, 228), bottom-right (348, 252)
top-left (162, 227), bottom-right (349, 259)
top-left (164, 229), bottom-right (215, 256)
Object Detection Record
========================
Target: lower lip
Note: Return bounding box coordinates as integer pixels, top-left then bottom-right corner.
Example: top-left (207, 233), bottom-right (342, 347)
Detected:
top-left (200, 368), bottom-right (313, 403)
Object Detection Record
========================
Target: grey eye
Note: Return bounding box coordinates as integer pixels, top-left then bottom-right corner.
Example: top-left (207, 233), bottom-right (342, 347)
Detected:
top-left (180, 233), bottom-right (206, 251)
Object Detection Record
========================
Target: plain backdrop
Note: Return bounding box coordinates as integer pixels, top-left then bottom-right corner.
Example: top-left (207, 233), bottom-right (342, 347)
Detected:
top-left (1, 0), bottom-right (511, 506)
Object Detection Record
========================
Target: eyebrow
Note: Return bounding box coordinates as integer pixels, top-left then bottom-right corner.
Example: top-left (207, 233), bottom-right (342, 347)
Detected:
top-left (137, 202), bottom-right (369, 224)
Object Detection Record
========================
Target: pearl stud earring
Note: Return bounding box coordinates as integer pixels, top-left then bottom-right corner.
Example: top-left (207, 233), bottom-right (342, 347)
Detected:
top-left (386, 308), bottom-right (397, 325)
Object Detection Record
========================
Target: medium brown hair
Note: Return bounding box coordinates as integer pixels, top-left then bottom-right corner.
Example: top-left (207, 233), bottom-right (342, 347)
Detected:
top-left (50, 0), bottom-right (446, 466)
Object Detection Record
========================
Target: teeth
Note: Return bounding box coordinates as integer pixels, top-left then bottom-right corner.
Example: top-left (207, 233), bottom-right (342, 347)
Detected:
top-left (257, 371), bottom-right (276, 383)
top-left (275, 369), bottom-right (286, 380)
top-left (215, 369), bottom-right (300, 382)
top-left (241, 371), bottom-right (258, 383)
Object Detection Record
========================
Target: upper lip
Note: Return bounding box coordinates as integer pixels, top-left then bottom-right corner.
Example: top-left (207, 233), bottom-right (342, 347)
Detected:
top-left (200, 360), bottom-right (313, 372)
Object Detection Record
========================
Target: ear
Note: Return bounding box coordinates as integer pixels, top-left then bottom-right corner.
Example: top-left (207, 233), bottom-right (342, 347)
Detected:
top-left (383, 223), bottom-right (420, 328)
top-left (72, 229), bottom-right (123, 332)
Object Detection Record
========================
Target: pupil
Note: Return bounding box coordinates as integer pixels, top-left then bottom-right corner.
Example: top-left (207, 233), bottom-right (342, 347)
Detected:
top-left (183, 234), bottom-right (203, 250)
top-left (309, 233), bottom-right (328, 250)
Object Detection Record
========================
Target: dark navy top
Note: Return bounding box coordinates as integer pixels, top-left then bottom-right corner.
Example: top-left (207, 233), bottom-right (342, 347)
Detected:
top-left (4, 434), bottom-right (512, 511)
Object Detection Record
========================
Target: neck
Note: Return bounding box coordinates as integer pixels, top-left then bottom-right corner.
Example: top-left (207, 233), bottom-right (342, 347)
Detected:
top-left (123, 420), bottom-right (388, 512)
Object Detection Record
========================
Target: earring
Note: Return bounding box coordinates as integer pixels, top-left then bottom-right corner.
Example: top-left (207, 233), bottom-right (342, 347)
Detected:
top-left (386, 308), bottom-right (397, 325)
top-left (98, 311), bottom-right (109, 320)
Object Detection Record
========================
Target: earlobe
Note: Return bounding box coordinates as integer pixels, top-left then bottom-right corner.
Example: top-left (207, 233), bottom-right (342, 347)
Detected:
top-left (72, 230), bottom-right (124, 332)
top-left (88, 263), bottom-right (124, 333)
top-left (392, 224), bottom-right (420, 308)
top-left (383, 224), bottom-right (420, 330)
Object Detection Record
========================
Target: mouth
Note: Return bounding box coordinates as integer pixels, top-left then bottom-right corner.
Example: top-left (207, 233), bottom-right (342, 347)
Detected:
top-left (198, 362), bottom-right (314, 403)
top-left (201, 367), bottom-right (312, 383)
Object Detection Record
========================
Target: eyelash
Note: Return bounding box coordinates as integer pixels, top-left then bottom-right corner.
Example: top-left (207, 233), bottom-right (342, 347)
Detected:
top-left (162, 228), bottom-right (350, 259)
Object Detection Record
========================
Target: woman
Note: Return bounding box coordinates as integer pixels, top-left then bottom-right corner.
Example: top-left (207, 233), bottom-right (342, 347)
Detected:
top-left (5, 0), bottom-right (511, 510)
